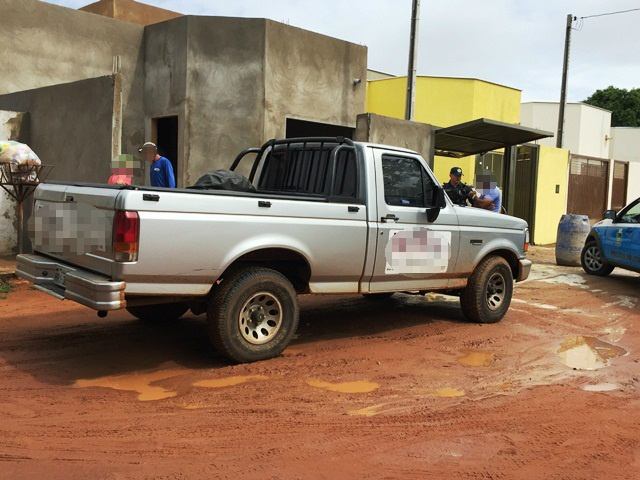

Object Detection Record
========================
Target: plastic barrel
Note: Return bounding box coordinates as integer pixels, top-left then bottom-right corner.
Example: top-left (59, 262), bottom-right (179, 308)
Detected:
top-left (555, 214), bottom-right (590, 266)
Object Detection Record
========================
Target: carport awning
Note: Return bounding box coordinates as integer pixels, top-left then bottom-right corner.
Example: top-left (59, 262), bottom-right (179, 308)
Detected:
top-left (434, 118), bottom-right (554, 158)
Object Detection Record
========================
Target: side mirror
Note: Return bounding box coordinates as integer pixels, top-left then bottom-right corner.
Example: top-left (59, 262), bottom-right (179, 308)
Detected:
top-left (604, 210), bottom-right (617, 220)
top-left (426, 187), bottom-right (446, 222)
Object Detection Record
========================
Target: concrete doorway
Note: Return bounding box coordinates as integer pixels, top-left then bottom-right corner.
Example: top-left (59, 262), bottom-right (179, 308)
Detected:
top-left (152, 116), bottom-right (179, 185)
top-left (286, 118), bottom-right (354, 139)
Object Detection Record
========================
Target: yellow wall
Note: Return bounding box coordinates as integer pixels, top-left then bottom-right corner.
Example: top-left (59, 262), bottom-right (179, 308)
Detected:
top-left (366, 76), bottom-right (520, 185)
top-left (433, 155), bottom-right (475, 185)
top-left (365, 77), bottom-right (407, 120)
top-left (533, 145), bottom-right (569, 245)
top-left (366, 76), bottom-right (521, 127)
top-left (471, 81), bottom-right (520, 124)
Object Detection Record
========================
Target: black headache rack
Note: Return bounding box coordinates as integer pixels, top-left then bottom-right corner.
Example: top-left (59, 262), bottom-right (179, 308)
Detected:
top-left (230, 137), bottom-right (363, 204)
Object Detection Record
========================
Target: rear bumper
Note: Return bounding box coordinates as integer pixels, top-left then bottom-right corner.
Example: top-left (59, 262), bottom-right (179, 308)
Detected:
top-left (16, 254), bottom-right (125, 311)
top-left (517, 259), bottom-right (532, 282)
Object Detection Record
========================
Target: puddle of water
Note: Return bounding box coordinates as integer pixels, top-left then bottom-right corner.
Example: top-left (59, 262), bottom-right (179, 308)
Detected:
top-left (433, 388), bottom-right (465, 397)
top-left (307, 379), bottom-right (380, 393)
top-left (457, 350), bottom-right (494, 367)
top-left (348, 404), bottom-right (386, 416)
top-left (73, 369), bottom-right (186, 401)
top-left (584, 383), bottom-right (618, 392)
top-left (193, 375), bottom-right (267, 388)
top-left (557, 336), bottom-right (627, 370)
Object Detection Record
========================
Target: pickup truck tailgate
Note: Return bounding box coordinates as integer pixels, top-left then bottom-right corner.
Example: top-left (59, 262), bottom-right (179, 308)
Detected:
top-left (30, 184), bottom-right (120, 276)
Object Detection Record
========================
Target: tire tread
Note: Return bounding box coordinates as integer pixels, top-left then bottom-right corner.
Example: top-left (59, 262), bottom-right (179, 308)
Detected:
top-left (460, 255), bottom-right (512, 324)
top-left (207, 267), bottom-right (299, 363)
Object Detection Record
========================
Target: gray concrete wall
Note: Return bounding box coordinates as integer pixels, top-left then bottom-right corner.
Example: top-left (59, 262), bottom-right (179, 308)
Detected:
top-left (143, 16), bottom-right (189, 186)
top-left (0, 76), bottom-right (116, 183)
top-left (264, 21), bottom-right (367, 139)
top-left (0, 76), bottom-right (116, 253)
top-left (184, 16), bottom-right (266, 182)
top-left (0, 111), bottom-right (29, 255)
top-left (355, 113), bottom-right (434, 162)
top-left (3, 0), bottom-right (145, 159)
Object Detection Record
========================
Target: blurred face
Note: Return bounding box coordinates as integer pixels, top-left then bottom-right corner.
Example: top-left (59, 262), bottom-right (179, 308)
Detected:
top-left (111, 154), bottom-right (139, 176)
top-left (476, 174), bottom-right (497, 191)
top-left (449, 173), bottom-right (462, 186)
top-left (142, 146), bottom-right (157, 162)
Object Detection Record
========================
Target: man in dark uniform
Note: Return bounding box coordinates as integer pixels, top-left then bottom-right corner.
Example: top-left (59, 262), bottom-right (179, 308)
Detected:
top-left (443, 167), bottom-right (494, 209)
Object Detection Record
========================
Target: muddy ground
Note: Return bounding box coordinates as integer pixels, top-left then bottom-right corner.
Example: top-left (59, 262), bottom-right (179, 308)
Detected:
top-left (0, 246), bottom-right (639, 479)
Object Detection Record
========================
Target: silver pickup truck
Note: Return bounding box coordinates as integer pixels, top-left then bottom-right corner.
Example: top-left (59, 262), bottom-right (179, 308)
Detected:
top-left (17, 137), bottom-right (531, 363)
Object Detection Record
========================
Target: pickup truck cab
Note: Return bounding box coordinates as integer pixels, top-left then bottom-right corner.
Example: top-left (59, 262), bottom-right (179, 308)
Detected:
top-left (581, 196), bottom-right (640, 276)
top-left (17, 137), bottom-right (531, 363)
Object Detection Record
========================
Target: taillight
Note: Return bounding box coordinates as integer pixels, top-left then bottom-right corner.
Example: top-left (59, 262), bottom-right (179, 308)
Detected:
top-left (524, 228), bottom-right (530, 253)
top-left (113, 211), bottom-right (139, 262)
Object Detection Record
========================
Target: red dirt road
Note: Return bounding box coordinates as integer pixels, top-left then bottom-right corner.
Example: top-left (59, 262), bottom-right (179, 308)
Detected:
top-left (1, 247), bottom-right (639, 479)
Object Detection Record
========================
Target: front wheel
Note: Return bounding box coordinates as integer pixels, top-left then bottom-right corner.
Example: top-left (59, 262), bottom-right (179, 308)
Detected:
top-left (581, 241), bottom-right (614, 276)
top-left (207, 267), bottom-right (299, 363)
top-left (460, 256), bottom-right (513, 323)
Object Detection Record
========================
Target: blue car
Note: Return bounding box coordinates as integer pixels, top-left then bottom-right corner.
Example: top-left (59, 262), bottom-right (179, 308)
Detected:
top-left (581, 197), bottom-right (640, 276)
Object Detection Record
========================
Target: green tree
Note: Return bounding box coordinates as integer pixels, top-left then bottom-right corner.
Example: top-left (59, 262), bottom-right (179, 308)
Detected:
top-left (583, 86), bottom-right (640, 127)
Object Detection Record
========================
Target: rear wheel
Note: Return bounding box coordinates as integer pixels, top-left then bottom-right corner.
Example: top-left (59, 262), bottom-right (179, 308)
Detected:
top-left (460, 256), bottom-right (513, 324)
top-left (581, 241), bottom-right (614, 276)
top-left (207, 267), bottom-right (299, 363)
top-left (126, 302), bottom-right (189, 322)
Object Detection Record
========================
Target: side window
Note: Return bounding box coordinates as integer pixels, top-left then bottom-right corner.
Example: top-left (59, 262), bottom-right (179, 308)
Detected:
top-left (620, 201), bottom-right (640, 224)
top-left (382, 155), bottom-right (435, 207)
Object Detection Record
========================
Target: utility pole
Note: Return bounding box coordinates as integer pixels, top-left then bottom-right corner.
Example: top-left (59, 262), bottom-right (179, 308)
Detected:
top-left (556, 14), bottom-right (573, 148)
top-left (405, 0), bottom-right (420, 121)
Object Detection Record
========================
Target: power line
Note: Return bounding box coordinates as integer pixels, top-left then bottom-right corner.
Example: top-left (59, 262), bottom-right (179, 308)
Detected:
top-left (579, 7), bottom-right (640, 20)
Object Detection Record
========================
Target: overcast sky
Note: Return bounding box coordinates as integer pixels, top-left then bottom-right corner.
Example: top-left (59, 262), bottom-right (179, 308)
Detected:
top-left (45, 0), bottom-right (640, 102)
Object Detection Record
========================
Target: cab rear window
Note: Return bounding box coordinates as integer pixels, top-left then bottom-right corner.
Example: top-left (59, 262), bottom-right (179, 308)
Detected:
top-left (258, 146), bottom-right (358, 200)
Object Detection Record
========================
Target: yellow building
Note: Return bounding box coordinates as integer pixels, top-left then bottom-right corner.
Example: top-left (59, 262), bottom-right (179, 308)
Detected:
top-left (365, 75), bottom-right (569, 245)
top-left (367, 75), bottom-right (521, 183)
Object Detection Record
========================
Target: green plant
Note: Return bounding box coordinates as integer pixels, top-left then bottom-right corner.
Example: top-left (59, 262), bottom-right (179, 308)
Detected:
top-left (584, 86), bottom-right (640, 127)
top-left (0, 279), bottom-right (13, 299)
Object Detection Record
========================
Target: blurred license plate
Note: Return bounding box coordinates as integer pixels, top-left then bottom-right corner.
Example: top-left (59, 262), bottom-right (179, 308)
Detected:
top-left (54, 267), bottom-right (68, 289)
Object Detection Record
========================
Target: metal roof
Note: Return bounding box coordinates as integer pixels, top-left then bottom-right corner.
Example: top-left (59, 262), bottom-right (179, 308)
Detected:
top-left (434, 118), bottom-right (554, 158)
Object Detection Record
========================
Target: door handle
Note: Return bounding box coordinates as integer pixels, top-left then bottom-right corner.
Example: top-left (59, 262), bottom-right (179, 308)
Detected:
top-left (348, 206), bottom-right (360, 213)
top-left (626, 228), bottom-right (633, 233)
top-left (381, 214), bottom-right (399, 223)
top-left (258, 201), bottom-right (271, 208)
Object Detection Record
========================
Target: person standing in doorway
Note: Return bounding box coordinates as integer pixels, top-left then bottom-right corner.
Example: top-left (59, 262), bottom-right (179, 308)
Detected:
top-left (139, 141), bottom-right (176, 188)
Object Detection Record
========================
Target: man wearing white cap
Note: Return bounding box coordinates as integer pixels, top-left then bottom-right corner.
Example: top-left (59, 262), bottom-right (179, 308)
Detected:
top-left (139, 142), bottom-right (176, 188)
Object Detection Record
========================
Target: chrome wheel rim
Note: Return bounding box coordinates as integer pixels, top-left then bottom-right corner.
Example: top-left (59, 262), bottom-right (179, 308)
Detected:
top-left (238, 292), bottom-right (283, 345)
top-left (486, 272), bottom-right (506, 310)
top-left (584, 245), bottom-right (603, 271)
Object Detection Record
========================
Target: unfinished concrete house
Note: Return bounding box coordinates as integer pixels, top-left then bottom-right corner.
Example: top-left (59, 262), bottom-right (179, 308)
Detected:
top-left (0, 0), bottom-right (367, 253)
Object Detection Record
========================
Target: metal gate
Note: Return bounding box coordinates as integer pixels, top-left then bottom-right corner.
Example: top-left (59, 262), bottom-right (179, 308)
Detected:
top-left (511, 145), bottom-right (537, 237)
top-left (567, 155), bottom-right (609, 221)
top-left (611, 161), bottom-right (628, 211)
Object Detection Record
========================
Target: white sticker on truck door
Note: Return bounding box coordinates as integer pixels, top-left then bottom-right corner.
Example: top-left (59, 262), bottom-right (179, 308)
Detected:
top-left (385, 228), bottom-right (451, 275)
